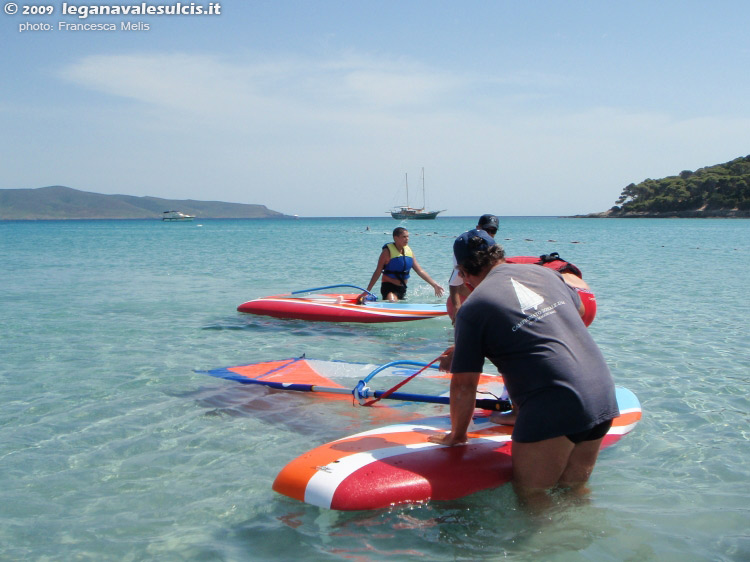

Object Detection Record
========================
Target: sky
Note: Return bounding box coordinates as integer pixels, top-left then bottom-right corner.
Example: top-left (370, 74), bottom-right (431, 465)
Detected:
top-left (2, 1), bottom-right (749, 217)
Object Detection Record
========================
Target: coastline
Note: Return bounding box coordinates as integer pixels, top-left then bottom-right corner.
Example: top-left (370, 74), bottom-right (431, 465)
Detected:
top-left (572, 209), bottom-right (750, 219)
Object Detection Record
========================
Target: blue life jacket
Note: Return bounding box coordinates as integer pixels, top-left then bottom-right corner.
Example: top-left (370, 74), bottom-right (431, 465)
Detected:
top-left (382, 243), bottom-right (414, 282)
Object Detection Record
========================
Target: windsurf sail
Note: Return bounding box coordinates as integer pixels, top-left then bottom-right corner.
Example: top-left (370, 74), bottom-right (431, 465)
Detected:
top-left (198, 356), bottom-right (511, 411)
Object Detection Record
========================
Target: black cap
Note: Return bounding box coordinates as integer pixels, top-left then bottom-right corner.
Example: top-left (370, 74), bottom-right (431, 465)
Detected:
top-left (478, 214), bottom-right (499, 232)
top-left (453, 229), bottom-right (497, 266)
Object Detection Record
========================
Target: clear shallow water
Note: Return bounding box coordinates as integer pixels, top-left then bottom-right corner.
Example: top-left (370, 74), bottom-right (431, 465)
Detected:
top-left (1, 216), bottom-right (748, 561)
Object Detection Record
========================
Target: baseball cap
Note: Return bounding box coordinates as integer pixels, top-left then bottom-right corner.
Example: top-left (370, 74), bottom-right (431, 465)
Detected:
top-left (453, 229), bottom-right (497, 266)
top-left (478, 214), bottom-right (499, 233)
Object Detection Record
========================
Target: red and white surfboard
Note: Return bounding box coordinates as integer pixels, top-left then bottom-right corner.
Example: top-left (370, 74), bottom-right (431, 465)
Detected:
top-left (238, 293), bottom-right (448, 323)
top-left (273, 387), bottom-right (641, 510)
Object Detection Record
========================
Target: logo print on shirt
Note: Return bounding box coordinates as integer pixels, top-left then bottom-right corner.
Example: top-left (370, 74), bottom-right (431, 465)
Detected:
top-left (511, 278), bottom-right (544, 312)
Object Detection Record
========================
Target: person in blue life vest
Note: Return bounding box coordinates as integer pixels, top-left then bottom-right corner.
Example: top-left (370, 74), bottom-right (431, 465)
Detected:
top-left (429, 229), bottom-right (619, 510)
top-left (364, 227), bottom-right (445, 302)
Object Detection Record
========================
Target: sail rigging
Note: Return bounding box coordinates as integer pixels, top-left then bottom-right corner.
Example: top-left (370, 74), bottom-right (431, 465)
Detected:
top-left (389, 168), bottom-right (445, 220)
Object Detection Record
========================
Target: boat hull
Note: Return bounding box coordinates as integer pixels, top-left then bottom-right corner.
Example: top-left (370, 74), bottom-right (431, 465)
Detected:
top-left (390, 210), bottom-right (442, 220)
top-left (162, 211), bottom-right (195, 221)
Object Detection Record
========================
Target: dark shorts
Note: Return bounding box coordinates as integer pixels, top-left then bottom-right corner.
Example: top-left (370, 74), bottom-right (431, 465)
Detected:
top-left (511, 386), bottom-right (618, 443)
top-left (380, 281), bottom-right (407, 300)
top-left (565, 419), bottom-right (613, 444)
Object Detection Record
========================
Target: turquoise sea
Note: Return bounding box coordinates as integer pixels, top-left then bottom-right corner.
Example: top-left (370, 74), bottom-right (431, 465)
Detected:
top-left (1, 216), bottom-right (748, 561)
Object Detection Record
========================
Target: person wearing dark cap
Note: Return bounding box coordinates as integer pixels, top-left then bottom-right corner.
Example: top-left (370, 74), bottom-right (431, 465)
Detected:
top-left (477, 213), bottom-right (499, 234)
top-left (429, 229), bottom-right (619, 509)
top-left (446, 214), bottom-right (499, 322)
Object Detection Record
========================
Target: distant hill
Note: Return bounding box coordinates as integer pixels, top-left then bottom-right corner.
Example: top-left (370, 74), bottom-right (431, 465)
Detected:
top-left (0, 186), bottom-right (290, 220)
top-left (582, 155), bottom-right (750, 218)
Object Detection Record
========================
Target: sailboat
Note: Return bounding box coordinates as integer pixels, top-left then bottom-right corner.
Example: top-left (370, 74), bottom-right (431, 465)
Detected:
top-left (389, 168), bottom-right (446, 220)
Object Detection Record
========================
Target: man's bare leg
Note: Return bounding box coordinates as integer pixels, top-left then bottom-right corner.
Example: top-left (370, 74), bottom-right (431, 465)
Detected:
top-left (511, 436), bottom-right (574, 511)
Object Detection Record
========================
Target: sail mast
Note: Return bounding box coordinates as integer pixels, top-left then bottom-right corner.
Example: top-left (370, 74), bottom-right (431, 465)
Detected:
top-left (421, 167), bottom-right (426, 210)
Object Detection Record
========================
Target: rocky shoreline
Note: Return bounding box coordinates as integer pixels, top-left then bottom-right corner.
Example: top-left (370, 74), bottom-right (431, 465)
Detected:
top-left (573, 209), bottom-right (750, 219)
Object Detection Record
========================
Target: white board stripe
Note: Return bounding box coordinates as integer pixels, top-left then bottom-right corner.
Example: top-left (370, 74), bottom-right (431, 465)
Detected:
top-left (608, 422), bottom-right (639, 435)
top-left (339, 420), bottom-right (452, 440)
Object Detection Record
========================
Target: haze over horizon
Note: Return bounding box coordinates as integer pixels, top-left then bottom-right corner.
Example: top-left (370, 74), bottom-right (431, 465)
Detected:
top-left (2, 1), bottom-right (749, 217)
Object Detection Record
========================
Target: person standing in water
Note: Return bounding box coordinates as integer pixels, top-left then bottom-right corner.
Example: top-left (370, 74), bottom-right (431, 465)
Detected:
top-left (364, 227), bottom-right (445, 302)
top-left (429, 229), bottom-right (618, 509)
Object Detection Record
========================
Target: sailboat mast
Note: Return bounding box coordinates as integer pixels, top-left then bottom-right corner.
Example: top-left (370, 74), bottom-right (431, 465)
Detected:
top-left (405, 173), bottom-right (409, 208)
top-left (421, 167), bottom-right (426, 210)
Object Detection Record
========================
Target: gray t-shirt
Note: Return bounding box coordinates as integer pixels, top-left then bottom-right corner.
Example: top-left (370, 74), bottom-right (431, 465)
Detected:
top-left (451, 263), bottom-right (619, 442)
